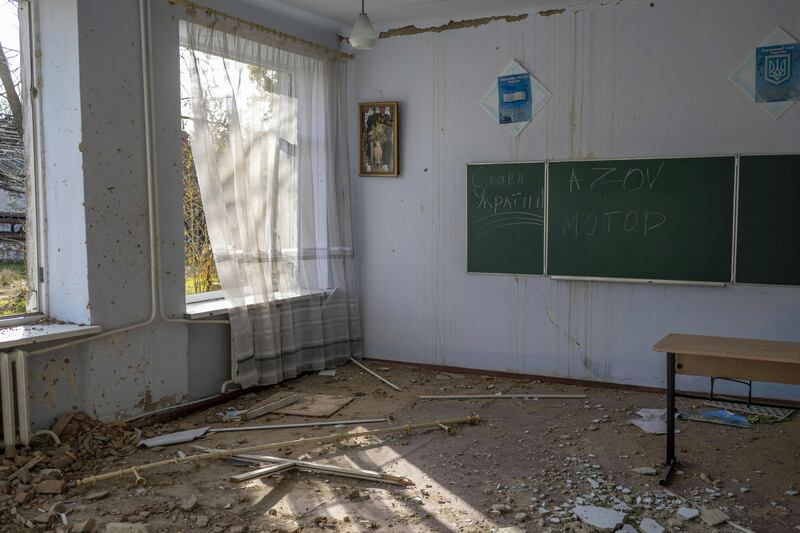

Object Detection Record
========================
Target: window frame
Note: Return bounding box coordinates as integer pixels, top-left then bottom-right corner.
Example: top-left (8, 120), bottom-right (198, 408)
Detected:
top-left (185, 288), bottom-right (224, 305)
top-left (0, 0), bottom-right (45, 327)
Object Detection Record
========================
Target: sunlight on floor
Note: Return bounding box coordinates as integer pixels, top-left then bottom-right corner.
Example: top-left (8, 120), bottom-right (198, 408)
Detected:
top-left (235, 427), bottom-right (500, 532)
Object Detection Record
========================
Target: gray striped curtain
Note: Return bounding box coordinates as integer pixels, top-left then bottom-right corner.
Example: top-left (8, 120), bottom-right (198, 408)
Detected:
top-left (183, 21), bottom-right (361, 387)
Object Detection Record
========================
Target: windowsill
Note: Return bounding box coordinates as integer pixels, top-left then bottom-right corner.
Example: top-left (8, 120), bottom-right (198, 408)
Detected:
top-left (185, 289), bottom-right (225, 305)
top-left (0, 319), bottom-right (101, 350)
top-left (184, 298), bottom-right (230, 319)
top-left (185, 289), bottom-right (327, 320)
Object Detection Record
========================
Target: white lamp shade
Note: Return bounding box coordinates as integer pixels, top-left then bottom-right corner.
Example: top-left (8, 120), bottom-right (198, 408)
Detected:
top-left (349, 13), bottom-right (377, 49)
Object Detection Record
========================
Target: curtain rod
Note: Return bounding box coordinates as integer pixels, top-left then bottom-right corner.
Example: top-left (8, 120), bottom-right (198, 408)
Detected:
top-left (169, 0), bottom-right (354, 61)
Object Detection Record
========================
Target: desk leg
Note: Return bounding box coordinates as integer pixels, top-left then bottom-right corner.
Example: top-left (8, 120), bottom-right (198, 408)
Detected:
top-left (660, 351), bottom-right (676, 486)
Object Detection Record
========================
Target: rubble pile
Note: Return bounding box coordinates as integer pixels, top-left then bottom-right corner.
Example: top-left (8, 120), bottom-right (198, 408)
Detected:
top-left (475, 447), bottom-right (767, 532)
top-left (0, 364), bottom-right (795, 532)
top-left (0, 412), bottom-right (139, 530)
top-left (55, 412), bottom-right (139, 461)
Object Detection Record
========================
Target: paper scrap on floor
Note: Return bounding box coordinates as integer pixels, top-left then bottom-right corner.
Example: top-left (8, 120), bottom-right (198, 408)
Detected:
top-left (138, 427), bottom-right (210, 448)
top-left (219, 408), bottom-right (244, 421)
top-left (630, 408), bottom-right (680, 435)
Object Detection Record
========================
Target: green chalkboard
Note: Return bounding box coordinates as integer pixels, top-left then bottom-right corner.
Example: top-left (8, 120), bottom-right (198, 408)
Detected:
top-left (467, 162), bottom-right (545, 275)
top-left (548, 157), bottom-right (735, 282)
top-left (736, 155), bottom-right (800, 286)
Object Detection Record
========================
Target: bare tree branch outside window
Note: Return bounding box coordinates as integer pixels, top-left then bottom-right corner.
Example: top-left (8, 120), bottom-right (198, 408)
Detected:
top-left (0, 0), bottom-right (28, 315)
top-left (0, 42), bottom-right (21, 134)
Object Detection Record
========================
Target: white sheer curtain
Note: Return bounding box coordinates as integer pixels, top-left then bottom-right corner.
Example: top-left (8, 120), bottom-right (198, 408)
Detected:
top-left (180, 20), bottom-right (361, 387)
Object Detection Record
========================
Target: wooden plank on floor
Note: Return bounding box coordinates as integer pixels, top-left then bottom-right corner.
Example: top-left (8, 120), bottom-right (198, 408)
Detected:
top-left (274, 393), bottom-right (354, 418)
top-left (243, 393), bottom-right (299, 420)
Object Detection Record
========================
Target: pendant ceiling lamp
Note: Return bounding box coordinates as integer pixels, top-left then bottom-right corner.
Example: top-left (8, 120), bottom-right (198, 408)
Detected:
top-left (349, 0), bottom-right (378, 50)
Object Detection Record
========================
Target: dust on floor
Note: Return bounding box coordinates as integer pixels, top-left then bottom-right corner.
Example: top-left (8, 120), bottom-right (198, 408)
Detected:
top-left (1, 361), bottom-right (798, 532)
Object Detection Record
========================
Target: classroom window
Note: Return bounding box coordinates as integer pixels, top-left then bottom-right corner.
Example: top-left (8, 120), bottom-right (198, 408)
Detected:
top-left (0, 0), bottom-right (40, 320)
top-left (179, 42), bottom-right (295, 303)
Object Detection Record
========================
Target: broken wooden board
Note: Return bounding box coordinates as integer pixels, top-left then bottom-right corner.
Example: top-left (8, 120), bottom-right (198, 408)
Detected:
top-left (274, 393), bottom-right (354, 418)
top-left (50, 412), bottom-right (77, 437)
top-left (7, 453), bottom-right (45, 482)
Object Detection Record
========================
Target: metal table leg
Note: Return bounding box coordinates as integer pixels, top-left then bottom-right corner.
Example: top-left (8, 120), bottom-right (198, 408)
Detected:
top-left (660, 351), bottom-right (676, 486)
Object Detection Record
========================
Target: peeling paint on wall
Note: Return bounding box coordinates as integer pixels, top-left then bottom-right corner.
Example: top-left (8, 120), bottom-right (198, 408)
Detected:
top-left (380, 14), bottom-right (528, 39)
top-left (135, 389), bottom-right (180, 414)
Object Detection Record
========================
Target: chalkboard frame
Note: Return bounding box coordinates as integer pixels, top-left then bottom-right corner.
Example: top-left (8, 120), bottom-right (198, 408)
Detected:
top-left (465, 154), bottom-right (800, 287)
top-left (465, 160), bottom-right (548, 277)
top-left (546, 154), bottom-right (738, 286)
top-left (733, 152), bottom-right (800, 287)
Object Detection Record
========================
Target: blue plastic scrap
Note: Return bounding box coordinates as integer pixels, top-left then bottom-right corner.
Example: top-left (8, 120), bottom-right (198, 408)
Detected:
top-left (679, 409), bottom-right (752, 428)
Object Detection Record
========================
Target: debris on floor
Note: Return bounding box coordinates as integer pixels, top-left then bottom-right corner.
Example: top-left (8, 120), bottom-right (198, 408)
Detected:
top-left (218, 408), bottom-right (245, 421)
top-left (706, 400), bottom-right (795, 422)
top-left (435, 371), bottom-right (466, 380)
top-left (700, 507), bottom-right (730, 527)
top-left (639, 516), bottom-right (665, 533)
top-left (348, 357), bottom-right (402, 391)
top-left (52, 411), bottom-right (139, 461)
top-left (629, 408), bottom-right (679, 435)
top-left (105, 523), bottom-right (150, 532)
top-left (242, 393), bottom-right (299, 420)
top-left (676, 506), bottom-right (700, 521)
top-left (418, 393), bottom-right (587, 400)
top-left (0, 362), bottom-right (797, 532)
top-left (272, 393), bottom-right (354, 417)
top-left (137, 427), bottom-right (210, 448)
top-left (77, 415), bottom-right (480, 487)
top-left (206, 417), bottom-right (389, 434)
top-left (679, 408), bottom-right (753, 428)
top-left (222, 450), bottom-right (414, 486)
top-left (573, 504), bottom-right (626, 530)
top-left (138, 417), bottom-right (393, 448)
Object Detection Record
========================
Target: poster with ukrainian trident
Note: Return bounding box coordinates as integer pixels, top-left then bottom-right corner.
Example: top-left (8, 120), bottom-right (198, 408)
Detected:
top-left (498, 73), bottom-right (532, 124)
top-left (756, 43), bottom-right (800, 102)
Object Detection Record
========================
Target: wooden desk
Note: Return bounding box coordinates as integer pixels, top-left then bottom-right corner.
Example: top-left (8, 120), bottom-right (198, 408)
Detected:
top-left (652, 333), bottom-right (800, 485)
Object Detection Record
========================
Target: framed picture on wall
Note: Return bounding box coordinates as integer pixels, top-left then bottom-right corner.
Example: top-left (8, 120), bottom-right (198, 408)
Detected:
top-left (359, 102), bottom-right (399, 177)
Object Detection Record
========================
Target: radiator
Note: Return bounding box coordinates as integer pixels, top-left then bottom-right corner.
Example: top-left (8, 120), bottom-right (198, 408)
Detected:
top-left (0, 350), bottom-right (30, 454)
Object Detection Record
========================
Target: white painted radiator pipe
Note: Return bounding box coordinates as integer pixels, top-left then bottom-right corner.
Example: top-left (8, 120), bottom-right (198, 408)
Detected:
top-left (0, 350), bottom-right (60, 449)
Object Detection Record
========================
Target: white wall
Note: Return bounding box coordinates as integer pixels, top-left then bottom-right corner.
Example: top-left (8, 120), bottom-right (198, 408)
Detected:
top-left (350, 0), bottom-right (800, 399)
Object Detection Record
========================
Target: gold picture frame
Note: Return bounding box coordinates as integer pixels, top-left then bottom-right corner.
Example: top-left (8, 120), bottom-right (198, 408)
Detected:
top-left (359, 101), bottom-right (399, 177)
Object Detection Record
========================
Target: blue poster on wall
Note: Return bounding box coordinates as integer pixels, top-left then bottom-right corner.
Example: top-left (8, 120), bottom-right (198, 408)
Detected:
top-left (755, 43), bottom-right (800, 102)
top-left (498, 73), bottom-right (532, 124)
